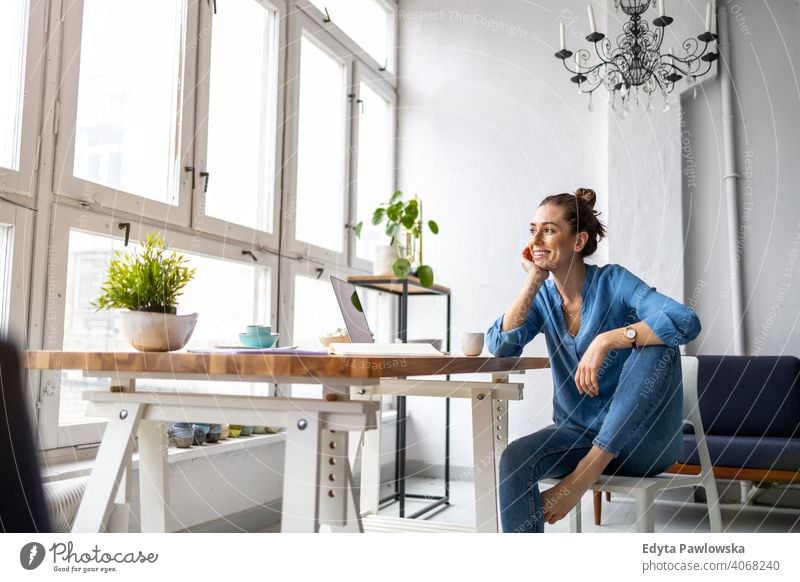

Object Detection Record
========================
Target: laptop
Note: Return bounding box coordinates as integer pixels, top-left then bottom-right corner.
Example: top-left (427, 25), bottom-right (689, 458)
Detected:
top-left (329, 276), bottom-right (374, 343)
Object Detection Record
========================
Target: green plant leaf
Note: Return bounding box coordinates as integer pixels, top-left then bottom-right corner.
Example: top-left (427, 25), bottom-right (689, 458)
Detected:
top-left (371, 208), bottom-right (385, 225)
top-left (392, 258), bottom-right (411, 278)
top-left (91, 231), bottom-right (195, 313)
top-left (386, 201), bottom-right (402, 222)
top-left (417, 265), bottom-right (434, 288)
top-left (354, 221), bottom-right (363, 237)
top-left (428, 220), bottom-right (439, 234)
top-left (389, 190), bottom-right (403, 204)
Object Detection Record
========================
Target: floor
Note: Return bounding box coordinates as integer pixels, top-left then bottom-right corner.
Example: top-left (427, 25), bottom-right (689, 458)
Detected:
top-left (261, 477), bottom-right (800, 533)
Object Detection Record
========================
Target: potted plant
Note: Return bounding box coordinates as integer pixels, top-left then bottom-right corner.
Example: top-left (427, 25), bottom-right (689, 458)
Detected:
top-left (92, 232), bottom-right (198, 352)
top-left (355, 191), bottom-right (440, 287)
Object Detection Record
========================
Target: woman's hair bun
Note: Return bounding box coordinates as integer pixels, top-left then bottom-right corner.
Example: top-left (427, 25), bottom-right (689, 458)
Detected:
top-left (574, 187), bottom-right (597, 209)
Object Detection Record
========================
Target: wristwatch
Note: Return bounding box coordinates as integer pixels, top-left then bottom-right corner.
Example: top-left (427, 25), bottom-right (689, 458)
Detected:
top-left (623, 325), bottom-right (637, 348)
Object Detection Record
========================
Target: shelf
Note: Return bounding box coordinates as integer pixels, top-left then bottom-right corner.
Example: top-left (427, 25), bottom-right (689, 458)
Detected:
top-left (346, 275), bottom-right (450, 296)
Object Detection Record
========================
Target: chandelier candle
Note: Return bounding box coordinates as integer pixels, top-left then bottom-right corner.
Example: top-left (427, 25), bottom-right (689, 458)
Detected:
top-left (659, 0), bottom-right (666, 18)
top-left (560, 21), bottom-right (566, 51)
top-left (705, 0), bottom-right (712, 32)
top-left (587, 3), bottom-right (597, 34)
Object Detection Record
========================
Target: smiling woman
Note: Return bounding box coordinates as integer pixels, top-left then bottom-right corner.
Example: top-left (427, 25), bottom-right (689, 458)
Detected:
top-left (486, 188), bottom-right (701, 533)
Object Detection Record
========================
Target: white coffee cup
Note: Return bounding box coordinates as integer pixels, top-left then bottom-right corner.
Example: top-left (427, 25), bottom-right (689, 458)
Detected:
top-left (461, 332), bottom-right (485, 357)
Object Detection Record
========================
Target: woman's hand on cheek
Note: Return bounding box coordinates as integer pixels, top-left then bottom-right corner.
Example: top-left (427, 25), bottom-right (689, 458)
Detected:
top-left (575, 336), bottom-right (610, 397)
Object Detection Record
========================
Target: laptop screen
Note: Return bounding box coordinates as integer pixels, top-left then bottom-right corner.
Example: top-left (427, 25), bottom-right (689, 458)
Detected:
top-left (330, 276), bottom-right (374, 343)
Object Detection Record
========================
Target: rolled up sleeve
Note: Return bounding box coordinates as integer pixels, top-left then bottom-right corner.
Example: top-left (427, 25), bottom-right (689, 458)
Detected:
top-left (486, 295), bottom-right (546, 357)
top-left (619, 267), bottom-right (701, 346)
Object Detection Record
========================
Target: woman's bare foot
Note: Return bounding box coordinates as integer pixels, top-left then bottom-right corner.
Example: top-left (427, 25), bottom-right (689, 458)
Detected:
top-left (541, 446), bottom-right (614, 525)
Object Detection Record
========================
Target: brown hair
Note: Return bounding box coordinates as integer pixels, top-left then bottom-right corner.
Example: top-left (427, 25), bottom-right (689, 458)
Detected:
top-left (539, 188), bottom-right (606, 257)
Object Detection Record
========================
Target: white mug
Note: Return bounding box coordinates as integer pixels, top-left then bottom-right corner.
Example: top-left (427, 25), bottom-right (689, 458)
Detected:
top-left (461, 332), bottom-right (485, 357)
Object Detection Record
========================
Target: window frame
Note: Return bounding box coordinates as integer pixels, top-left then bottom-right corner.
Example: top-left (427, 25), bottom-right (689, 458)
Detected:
top-left (37, 203), bottom-right (279, 449)
top-left (281, 11), bottom-right (354, 264)
top-left (190, 0), bottom-right (285, 250)
top-left (0, 0), bottom-right (48, 198)
top-left (349, 62), bottom-right (397, 272)
top-left (51, 0), bottom-right (199, 227)
top-left (296, 0), bottom-right (398, 81)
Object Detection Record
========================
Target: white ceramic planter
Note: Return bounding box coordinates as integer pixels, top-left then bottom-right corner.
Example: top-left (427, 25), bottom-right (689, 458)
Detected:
top-left (373, 245), bottom-right (403, 276)
top-left (118, 311), bottom-right (198, 352)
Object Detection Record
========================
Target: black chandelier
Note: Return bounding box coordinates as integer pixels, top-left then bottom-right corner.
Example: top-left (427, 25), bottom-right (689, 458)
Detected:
top-left (555, 0), bottom-right (718, 112)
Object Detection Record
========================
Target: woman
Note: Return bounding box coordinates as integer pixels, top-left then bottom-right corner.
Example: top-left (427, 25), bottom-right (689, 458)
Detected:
top-left (486, 188), bottom-right (700, 533)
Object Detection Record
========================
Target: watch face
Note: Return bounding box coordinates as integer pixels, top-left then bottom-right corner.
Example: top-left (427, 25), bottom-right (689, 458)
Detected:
top-left (624, 328), bottom-right (636, 339)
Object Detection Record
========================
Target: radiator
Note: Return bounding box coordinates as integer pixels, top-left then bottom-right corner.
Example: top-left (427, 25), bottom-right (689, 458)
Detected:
top-left (43, 477), bottom-right (88, 532)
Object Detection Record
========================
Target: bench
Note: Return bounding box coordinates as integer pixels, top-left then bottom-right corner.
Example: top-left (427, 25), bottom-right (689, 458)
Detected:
top-left (594, 354), bottom-right (800, 525)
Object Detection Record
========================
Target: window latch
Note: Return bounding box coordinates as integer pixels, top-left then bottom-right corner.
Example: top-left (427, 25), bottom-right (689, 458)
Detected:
top-left (242, 250), bottom-right (258, 262)
top-left (323, 7), bottom-right (331, 23)
top-left (184, 166), bottom-right (195, 190)
top-left (118, 222), bottom-right (131, 246)
top-left (199, 171), bottom-right (210, 193)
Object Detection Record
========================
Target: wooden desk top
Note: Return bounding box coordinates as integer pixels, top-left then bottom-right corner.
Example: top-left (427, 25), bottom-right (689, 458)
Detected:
top-left (22, 351), bottom-right (549, 380)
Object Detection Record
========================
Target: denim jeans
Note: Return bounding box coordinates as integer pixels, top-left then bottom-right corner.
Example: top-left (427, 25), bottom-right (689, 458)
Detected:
top-left (498, 345), bottom-right (684, 533)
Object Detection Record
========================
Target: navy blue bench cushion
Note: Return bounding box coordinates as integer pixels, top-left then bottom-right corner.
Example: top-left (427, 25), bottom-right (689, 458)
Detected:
top-left (695, 356), bottom-right (800, 438)
top-left (678, 434), bottom-right (800, 472)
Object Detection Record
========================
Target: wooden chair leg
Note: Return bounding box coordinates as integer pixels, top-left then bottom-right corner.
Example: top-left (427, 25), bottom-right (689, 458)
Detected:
top-left (593, 490), bottom-right (602, 526)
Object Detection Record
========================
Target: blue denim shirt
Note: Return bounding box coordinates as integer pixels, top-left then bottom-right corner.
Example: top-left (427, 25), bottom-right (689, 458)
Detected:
top-left (486, 263), bottom-right (701, 435)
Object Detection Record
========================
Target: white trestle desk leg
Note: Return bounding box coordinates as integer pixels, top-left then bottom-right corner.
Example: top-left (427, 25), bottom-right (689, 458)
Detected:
top-left (471, 373), bottom-right (511, 533)
top-left (138, 420), bottom-right (170, 532)
top-left (282, 411), bottom-right (322, 532)
top-left (322, 429), bottom-right (363, 533)
top-left (72, 402), bottom-right (145, 533)
top-left (107, 465), bottom-right (131, 533)
top-left (353, 389), bottom-right (380, 516)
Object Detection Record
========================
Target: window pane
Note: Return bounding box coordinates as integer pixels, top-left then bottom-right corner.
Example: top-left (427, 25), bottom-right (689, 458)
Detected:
top-left (355, 82), bottom-right (393, 262)
top-left (73, 0), bottom-right (185, 204)
top-left (0, 0), bottom-right (28, 171)
top-left (291, 273), bottom-right (344, 397)
top-left (309, 0), bottom-right (390, 67)
top-left (0, 224), bottom-right (12, 337)
top-left (60, 230), bottom-right (271, 424)
top-left (205, 0), bottom-right (278, 232)
top-left (294, 35), bottom-right (347, 253)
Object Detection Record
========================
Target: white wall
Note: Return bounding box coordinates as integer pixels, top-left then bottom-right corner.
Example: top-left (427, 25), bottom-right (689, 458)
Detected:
top-left (607, 1), bottom-right (716, 302)
top-left (397, 0), bottom-right (608, 469)
top-left (682, 0), bottom-right (800, 356)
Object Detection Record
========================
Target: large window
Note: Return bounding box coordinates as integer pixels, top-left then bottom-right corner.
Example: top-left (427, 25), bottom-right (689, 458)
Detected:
top-left (203, 0), bottom-right (279, 232)
top-left (56, 222), bottom-right (274, 437)
top-left (18, 0), bottom-right (396, 450)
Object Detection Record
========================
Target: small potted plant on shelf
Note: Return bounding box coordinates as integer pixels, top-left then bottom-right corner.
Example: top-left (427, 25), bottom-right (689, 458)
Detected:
top-left (92, 232), bottom-right (197, 352)
top-left (355, 190), bottom-right (440, 288)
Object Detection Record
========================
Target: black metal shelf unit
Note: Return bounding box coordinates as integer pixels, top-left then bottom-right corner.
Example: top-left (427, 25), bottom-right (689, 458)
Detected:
top-left (347, 275), bottom-right (451, 519)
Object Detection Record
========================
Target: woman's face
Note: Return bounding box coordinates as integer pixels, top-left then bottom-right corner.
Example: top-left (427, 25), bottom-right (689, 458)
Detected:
top-left (528, 204), bottom-right (586, 271)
